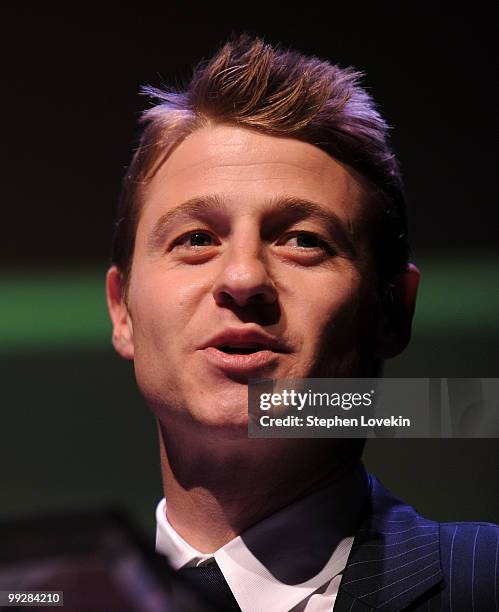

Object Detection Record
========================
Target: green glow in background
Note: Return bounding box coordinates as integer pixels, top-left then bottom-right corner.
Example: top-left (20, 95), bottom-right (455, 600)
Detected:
top-left (1, 257), bottom-right (497, 352)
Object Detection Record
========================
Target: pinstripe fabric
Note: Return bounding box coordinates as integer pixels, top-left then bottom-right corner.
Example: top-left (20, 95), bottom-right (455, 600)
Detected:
top-left (333, 475), bottom-right (499, 611)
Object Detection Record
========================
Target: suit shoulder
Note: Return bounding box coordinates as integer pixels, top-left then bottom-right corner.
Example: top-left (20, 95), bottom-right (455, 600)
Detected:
top-left (439, 520), bottom-right (499, 541)
top-left (439, 521), bottom-right (498, 563)
top-left (437, 521), bottom-right (498, 610)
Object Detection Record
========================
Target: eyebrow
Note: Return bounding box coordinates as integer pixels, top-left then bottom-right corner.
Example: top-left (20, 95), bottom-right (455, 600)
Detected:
top-left (262, 196), bottom-right (357, 256)
top-left (147, 195), bottom-right (228, 254)
top-left (147, 194), bottom-right (357, 256)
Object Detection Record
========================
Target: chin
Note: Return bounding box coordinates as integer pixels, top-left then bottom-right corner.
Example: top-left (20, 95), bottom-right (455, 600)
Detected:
top-left (192, 391), bottom-right (250, 431)
top-left (191, 411), bottom-right (249, 440)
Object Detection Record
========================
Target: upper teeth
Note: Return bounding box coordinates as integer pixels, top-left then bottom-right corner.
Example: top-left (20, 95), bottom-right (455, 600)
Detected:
top-left (227, 345), bottom-right (259, 348)
top-left (220, 344), bottom-right (263, 352)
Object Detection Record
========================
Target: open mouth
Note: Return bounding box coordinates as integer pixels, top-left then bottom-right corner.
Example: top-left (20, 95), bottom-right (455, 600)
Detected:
top-left (202, 337), bottom-right (283, 373)
top-left (218, 344), bottom-right (266, 355)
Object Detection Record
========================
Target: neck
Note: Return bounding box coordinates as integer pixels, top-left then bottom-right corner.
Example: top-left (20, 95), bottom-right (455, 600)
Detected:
top-left (157, 418), bottom-right (363, 552)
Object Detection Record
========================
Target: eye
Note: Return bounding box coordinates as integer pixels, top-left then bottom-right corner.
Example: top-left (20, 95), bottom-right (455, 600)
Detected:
top-left (172, 230), bottom-right (218, 249)
top-left (281, 232), bottom-right (331, 250)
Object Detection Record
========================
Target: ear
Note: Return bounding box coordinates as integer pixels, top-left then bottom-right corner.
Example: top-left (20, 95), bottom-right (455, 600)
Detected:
top-left (105, 266), bottom-right (134, 360)
top-left (376, 263), bottom-right (420, 359)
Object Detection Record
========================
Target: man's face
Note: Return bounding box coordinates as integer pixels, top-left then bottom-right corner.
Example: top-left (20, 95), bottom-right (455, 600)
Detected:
top-left (114, 125), bottom-right (380, 430)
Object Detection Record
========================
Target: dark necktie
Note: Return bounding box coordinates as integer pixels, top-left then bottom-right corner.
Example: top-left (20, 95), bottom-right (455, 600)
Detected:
top-left (177, 561), bottom-right (241, 611)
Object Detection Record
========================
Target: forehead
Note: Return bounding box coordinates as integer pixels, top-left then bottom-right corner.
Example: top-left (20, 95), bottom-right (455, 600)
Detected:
top-left (139, 124), bottom-right (368, 227)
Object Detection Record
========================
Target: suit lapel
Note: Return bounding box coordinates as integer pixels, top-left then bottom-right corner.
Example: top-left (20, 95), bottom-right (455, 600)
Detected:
top-left (334, 474), bottom-right (443, 611)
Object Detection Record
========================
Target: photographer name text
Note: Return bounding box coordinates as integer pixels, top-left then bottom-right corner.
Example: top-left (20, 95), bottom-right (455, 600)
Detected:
top-left (259, 415), bottom-right (411, 428)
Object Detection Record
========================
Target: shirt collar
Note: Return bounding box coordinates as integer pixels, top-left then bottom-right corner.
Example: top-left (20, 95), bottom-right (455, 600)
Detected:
top-left (156, 462), bottom-right (369, 612)
top-left (156, 498), bottom-right (213, 569)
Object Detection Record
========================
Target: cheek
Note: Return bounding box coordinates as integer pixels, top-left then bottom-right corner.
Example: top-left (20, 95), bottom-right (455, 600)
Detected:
top-left (290, 271), bottom-right (366, 335)
top-left (129, 269), bottom-right (204, 352)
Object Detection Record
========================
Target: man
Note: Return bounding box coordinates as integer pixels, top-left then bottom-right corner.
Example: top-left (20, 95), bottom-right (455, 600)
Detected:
top-left (106, 36), bottom-right (498, 611)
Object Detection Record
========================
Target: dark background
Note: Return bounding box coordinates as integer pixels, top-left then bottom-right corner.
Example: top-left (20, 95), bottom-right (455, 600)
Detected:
top-left (1, 4), bottom-right (497, 535)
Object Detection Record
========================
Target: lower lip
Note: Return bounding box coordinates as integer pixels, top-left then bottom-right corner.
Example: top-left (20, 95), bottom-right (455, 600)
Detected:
top-left (200, 347), bottom-right (281, 374)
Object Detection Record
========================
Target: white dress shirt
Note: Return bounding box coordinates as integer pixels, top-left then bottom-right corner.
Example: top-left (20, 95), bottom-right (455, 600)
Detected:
top-left (156, 464), bottom-right (370, 612)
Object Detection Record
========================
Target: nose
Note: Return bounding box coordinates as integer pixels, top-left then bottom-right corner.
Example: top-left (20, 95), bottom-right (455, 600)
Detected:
top-left (212, 239), bottom-right (278, 308)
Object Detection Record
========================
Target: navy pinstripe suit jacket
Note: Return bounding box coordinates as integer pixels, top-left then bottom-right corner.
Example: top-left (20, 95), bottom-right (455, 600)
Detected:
top-left (334, 474), bottom-right (498, 611)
